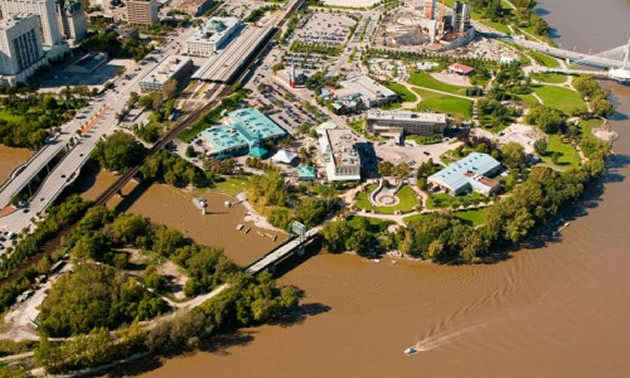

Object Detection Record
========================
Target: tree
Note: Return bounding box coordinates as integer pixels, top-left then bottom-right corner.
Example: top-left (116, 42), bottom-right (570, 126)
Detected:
top-left (534, 138), bottom-right (548, 156)
top-left (502, 142), bottom-right (525, 168)
top-left (92, 131), bottom-right (146, 173)
top-left (320, 220), bottom-right (352, 252)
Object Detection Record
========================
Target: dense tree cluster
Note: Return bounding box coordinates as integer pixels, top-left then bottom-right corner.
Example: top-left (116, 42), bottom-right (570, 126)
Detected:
top-left (141, 150), bottom-right (213, 188)
top-left (0, 88), bottom-right (91, 149)
top-left (526, 104), bottom-right (565, 134)
top-left (573, 75), bottom-right (615, 117)
top-left (80, 31), bottom-right (152, 61)
top-left (378, 161), bottom-right (410, 178)
top-left (38, 263), bottom-right (168, 337)
top-left (92, 131), bottom-right (147, 173)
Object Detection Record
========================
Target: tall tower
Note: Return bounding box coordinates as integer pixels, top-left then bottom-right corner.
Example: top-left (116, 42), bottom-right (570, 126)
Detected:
top-left (57, 0), bottom-right (87, 45)
top-left (0, 13), bottom-right (45, 75)
top-left (424, 0), bottom-right (435, 20)
top-left (0, 0), bottom-right (62, 46)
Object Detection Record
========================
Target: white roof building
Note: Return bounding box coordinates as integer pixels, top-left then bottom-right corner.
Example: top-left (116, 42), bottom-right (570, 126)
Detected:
top-left (185, 17), bottom-right (240, 57)
top-left (336, 75), bottom-right (397, 108)
top-left (272, 149), bottom-right (298, 165)
top-left (317, 122), bottom-right (361, 181)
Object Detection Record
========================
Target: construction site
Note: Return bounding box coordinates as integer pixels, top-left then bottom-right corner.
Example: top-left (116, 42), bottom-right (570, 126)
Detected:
top-left (375, 0), bottom-right (475, 51)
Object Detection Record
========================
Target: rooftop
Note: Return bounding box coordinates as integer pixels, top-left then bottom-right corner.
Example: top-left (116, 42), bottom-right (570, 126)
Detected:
top-left (229, 108), bottom-right (287, 142)
top-left (326, 128), bottom-right (360, 167)
top-left (429, 152), bottom-right (501, 191)
top-left (0, 12), bottom-right (35, 30)
top-left (449, 62), bottom-right (475, 74)
top-left (297, 165), bottom-right (317, 180)
top-left (337, 75), bottom-right (397, 101)
top-left (187, 17), bottom-right (239, 46)
top-left (367, 109), bottom-right (448, 124)
top-left (140, 56), bottom-right (191, 85)
top-left (200, 126), bottom-right (248, 154)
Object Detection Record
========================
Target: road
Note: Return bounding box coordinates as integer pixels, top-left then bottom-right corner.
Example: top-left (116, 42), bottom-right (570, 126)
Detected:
top-left (0, 28), bottom-right (196, 245)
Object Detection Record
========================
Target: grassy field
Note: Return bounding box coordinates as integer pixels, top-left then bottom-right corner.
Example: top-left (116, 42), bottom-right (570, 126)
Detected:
top-left (413, 88), bottom-right (473, 120)
top-left (517, 93), bottom-right (541, 109)
top-left (0, 110), bottom-right (24, 122)
top-left (453, 209), bottom-right (488, 226)
top-left (578, 118), bottom-right (605, 157)
top-left (405, 134), bottom-right (443, 145)
top-left (355, 185), bottom-right (421, 214)
top-left (194, 176), bottom-right (251, 197)
top-left (426, 192), bottom-right (488, 209)
top-left (532, 85), bottom-right (586, 114)
top-left (541, 134), bottom-right (581, 168)
top-left (346, 215), bottom-right (394, 233)
top-left (409, 72), bottom-right (469, 96)
top-left (384, 82), bottom-right (418, 102)
top-left (528, 51), bottom-right (561, 68)
top-left (531, 72), bottom-right (568, 84)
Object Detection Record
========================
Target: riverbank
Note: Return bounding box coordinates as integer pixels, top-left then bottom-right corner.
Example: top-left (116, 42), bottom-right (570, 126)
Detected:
top-left (0, 145), bottom-right (32, 184)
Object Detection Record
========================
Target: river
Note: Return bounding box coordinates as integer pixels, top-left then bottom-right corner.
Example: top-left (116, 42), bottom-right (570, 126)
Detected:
top-left (133, 2), bottom-right (630, 377)
top-left (0, 145), bottom-right (32, 185)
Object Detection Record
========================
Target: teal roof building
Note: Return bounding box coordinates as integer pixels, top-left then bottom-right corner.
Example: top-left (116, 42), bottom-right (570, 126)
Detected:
top-left (200, 108), bottom-right (287, 158)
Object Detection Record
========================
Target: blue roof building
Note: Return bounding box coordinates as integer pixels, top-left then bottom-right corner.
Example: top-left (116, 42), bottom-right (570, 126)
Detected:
top-left (297, 166), bottom-right (317, 181)
top-left (428, 152), bottom-right (502, 196)
top-left (200, 108), bottom-right (288, 159)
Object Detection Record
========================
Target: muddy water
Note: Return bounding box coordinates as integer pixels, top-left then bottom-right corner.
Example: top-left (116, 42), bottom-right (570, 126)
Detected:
top-left (0, 145), bottom-right (32, 184)
top-left (78, 170), bottom-right (286, 266)
top-left (139, 3), bottom-right (630, 377)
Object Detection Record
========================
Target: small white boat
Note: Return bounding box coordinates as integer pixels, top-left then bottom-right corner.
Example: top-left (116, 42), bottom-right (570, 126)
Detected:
top-left (245, 228), bottom-right (251, 234)
top-left (404, 346), bottom-right (418, 356)
top-left (236, 224), bottom-right (244, 231)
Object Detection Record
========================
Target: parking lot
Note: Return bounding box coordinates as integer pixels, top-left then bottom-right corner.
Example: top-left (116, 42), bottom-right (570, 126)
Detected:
top-left (295, 13), bottom-right (357, 46)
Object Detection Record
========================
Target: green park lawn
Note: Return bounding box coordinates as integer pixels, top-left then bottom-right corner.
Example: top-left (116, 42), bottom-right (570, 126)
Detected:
top-left (517, 93), bottom-right (541, 109)
top-left (384, 82), bottom-right (418, 103)
top-left (541, 134), bottom-right (581, 168)
top-left (528, 51), bottom-right (561, 68)
top-left (346, 215), bottom-right (394, 233)
top-left (531, 72), bottom-right (568, 84)
top-left (355, 185), bottom-right (421, 214)
top-left (426, 192), bottom-right (489, 209)
top-left (194, 176), bottom-right (251, 197)
top-left (532, 85), bottom-right (586, 114)
top-left (413, 88), bottom-right (473, 119)
top-left (453, 209), bottom-right (488, 226)
top-left (409, 72), bottom-right (469, 96)
top-left (578, 118), bottom-right (605, 157)
top-left (0, 110), bottom-right (24, 122)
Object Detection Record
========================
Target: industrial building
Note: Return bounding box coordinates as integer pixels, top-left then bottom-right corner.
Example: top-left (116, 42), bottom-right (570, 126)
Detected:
top-left (126, 0), bottom-right (158, 26)
top-left (317, 122), bottom-right (361, 182)
top-left (185, 17), bottom-right (240, 57)
top-left (428, 152), bottom-right (502, 196)
top-left (0, 0), bottom-right (62, 46)
top-left (139, 56), bottom-right (192, 92)
top-left (0, 13), bottom-right (46, 85)
top-left (192, 24), bottom-right (274, 83)
top-left (452, 1), bottom-right (471, 33)
top-left (366, 109), bottom-right (448, 140)
top-left (174, 0), bottom-right (215, 17)
top-left (336, 75), bottom-right (397, 108)
top-left (200, 108), bottom-right (288, 158)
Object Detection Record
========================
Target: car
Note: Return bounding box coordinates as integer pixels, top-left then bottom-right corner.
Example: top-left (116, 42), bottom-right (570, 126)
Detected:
top-left (61, 174), bottom-right (66, 178)
top-left (423, 151), bottom-right (430, 156)
top-left (23, 209), bottom-right (29, 213)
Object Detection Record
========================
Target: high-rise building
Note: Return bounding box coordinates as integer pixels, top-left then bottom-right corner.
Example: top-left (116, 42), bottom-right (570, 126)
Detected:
top-left (453, 1), bottom-right (471, 33)
top-left (57, 0), bottom-right (86, 45)
top-left (424, 0), bottom-right (435, 20)
top-left (127, 0), bottom-right (158, 26)
top-left (0, 0), bottom-right (62, 46)
top-left (0, 13), bottom-right (45, 77)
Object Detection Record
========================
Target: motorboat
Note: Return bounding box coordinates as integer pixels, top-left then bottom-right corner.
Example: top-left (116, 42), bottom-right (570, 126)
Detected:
top-left (404, 346), bottom-right (418, 356)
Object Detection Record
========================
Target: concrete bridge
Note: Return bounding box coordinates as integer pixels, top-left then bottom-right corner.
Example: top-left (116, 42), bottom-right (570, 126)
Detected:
top-left (245, 225), bottom-right (322, 275)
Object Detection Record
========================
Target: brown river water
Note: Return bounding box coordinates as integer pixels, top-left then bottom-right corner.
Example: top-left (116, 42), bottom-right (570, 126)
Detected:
top-left (131, 2), bottom-right (630, 377)
top-left (0, 2), bottom-right (625, 375)
top-left (0, 145), bottom-right (32, 184)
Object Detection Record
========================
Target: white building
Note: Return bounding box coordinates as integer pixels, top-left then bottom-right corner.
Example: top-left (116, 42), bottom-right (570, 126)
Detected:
top-left (139, 55), bottom-right (192, 92)
top-left (0, 0), bottom-right (62, 46)
top-left (317, 122), bottom-right (361, 182)
top-left (57, 0), bottom-right (86, 45)
top-left (366, 109), bottom-right (448, 138)
top-left (336, 75), bottom-right (397, 108)
top-left (0, 13), bottom-right (46, 85)
top-left (185, 17), bottom-right (240, 58)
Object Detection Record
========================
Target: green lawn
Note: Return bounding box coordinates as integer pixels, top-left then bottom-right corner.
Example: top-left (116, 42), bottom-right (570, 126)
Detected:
top-left (384, 82), bottom-right (418, 103)
top-left (194, 176), bottom-right (251, 197)
top-left (405, 134), bottom-right (443, 145)
top-left (578, 118), bottom-right (605, 157)
top-left (413, 88), bottom-right (473, 120)
top-left (528, 51), bottom-right (560, 68)
top-left (0, 110), bottom-right (24, 122)
top-left (426, 192), bottom-right (489, 209)
top-left (346, 215), bottom-right (394, 233)
top-left (532, 85), bottom-right (586, 114)
top-left (517, 93), bottom-right (541, 109)
top-left (531, 72), bottom-right (568, 84)
top-left (409, 72), bottom-right (469, 96)
top-left (403, 213), bottom-right (429, 225)
top-left (541, 134), bottom-right (581, 168)
top-left (355, 185), bottom-right (421, 214)
top-left (453, 209), bottom-right (487, 227)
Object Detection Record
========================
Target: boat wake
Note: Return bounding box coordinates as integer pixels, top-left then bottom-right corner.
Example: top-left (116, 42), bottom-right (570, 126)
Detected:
top-left (405, 321), bottom-right (496, 355)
